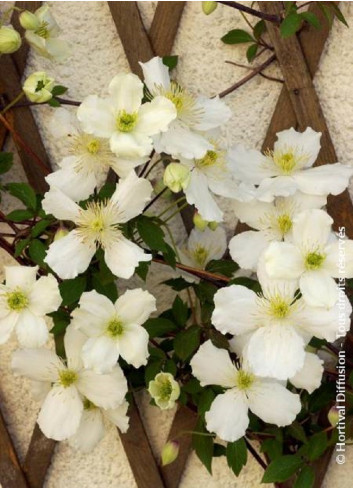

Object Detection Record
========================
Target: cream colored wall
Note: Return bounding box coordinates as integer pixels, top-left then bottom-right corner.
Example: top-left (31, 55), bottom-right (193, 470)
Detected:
top-left (1, 1), bottom-right (353, 487)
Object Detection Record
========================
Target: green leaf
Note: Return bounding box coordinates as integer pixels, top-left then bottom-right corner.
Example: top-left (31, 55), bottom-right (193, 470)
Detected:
top-left (164, 358), bottom-right (177, 376)
top-left (307, 432), bottom-right (328, 461)
top-left (163, 277), bottom-right (192, 291)
top-left (328, 2), bottom-right (349, 27)
top-left (280, 12), bottom-right (302, 38)
top-left (192, 418), bottom-right (214, 474)
top-left (183, 378), bottom-right (202, 394)
top-left (226, 438), bottom-right (248, 476)
top-left (135, 261), bottom-right (150, 281)
top-left (246, 43), bottom-right (258, 62)
top-left (145, 359), bottom-right (163, 385)
top-left (174, 325), bottom-right (201, 361)
top-left (214, 443), bottom-right (226, 457)
top-left (49, 309), bottom-right (71, 336)
top-left (28, 239), bottom-right (47, 266)
top-left (98, 182), bottom-right (116, 200)
top-left (193, 281), bottom-right (217, 304)
top-left (285, 1), bottom-right (297, 14)
top-left (228, 277), bottom-right (261, 293)
top-left (143, 317), bottom-right (178, 338)
top-left (14, 238), bottom-right (30, 257)
top-left (51, 85), bottom-right (68, 97)
top-left (300, 11), bottom-right (321, 29)
top-left (260, 439), bottom-right (283, 461)
top-left (294, 466), bottom-right (315, 488)
top-left (253, 20), bottom-right (266, 40)
top-left (163, 243), bottom-right (176, 269)
top-left (163, 55), bottom-right (178, 70)
top-left (48, 98), bottom-right (61, 107)
top-left (172, 295), bottom-right (189, 327)
top-left (137, 216), bottom-right (167, 252)
top-left (0, 152), bottom-right (13, 174)
top-left (59, 276), bottom-right (87, 306)
top-left (198, 389), bottom-right (216, 416)
top-left (91, 274), bottom-right (118, 302)
top-left (221, 29), bottom-right (254, 44)
top-left (262, 455), bottom-right (303, 483)
top-left (7, 183), bottom-right (37, 210)
top-left (206, 259), bottom-right (239, 277)
top-left (6, 209), bottom-right (34, 222)
top-left (31, 219), bottom-right (52, 238)
top-left (208, 329), bottom-right (229, 349)
top-left (287, 421), bottom-right (307, 443)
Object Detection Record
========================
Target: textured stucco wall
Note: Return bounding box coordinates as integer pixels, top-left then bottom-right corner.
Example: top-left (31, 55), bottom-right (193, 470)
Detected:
top-left (1, 1), bottom-right (353, 487)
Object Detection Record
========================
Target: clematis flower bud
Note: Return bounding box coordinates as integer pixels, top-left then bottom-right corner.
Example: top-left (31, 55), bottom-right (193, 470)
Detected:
top-left (161, 440), bottom-right (180, 467)
top-left (19, 10), bottom-right (40, 30)
top-left (193, 212), bottom-right (208, 231)
top-left (208, 221), bottom-right (218, 231)
top-left (202, 1), bottom-right (218, 15)
top-left (163, 163), bottom-right (190, 193)
top-left (148, 372), bottom-right (180, 410)
top-left (328, 405), bottom-right (339, 427)
top-left (0, 26), bottom-right (22, 54)
top-left (23, 72), bottom-right (55, 103)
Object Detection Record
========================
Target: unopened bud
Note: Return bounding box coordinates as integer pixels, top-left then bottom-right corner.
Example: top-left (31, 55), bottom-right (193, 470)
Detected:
top-left (208, 221), bottom-right (218, 231)
top-left (328, 405), bottom-right (340, 427)
top-left (202, 1), bottom-right (218, 15)
top-left (23, 72), bottom-right (55, 103)
top-left (163, 163), bottom-right (190, 193)
top-left (161, 440), bottom-right (180, 467)
top-left (193, 212), bottom-right (208, 231)
top-left (0, 26), bottom-right (22, 54)
top-left (54, 227), bottom-right (69, 241)
top-left (19, 10), bottom-right (40, 30)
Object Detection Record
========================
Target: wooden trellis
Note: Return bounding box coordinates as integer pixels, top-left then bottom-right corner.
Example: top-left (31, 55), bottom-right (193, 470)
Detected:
top-left (0, 1), bottom-right (352, 488)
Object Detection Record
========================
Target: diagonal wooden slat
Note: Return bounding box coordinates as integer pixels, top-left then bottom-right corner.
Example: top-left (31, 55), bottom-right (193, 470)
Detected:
top-left (149, 2), bottom-right (185, 56)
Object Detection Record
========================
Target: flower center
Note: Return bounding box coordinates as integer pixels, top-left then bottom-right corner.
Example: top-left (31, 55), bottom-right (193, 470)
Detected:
top-left (106, 318), bottom-right (124, 337)
top-left (86, 139), bottom-right (100, 154)
top-left (192, 245), bottom-right (209, 267)
top-left (236, 370), bottom-right (254, 390)
top-left (59, 369), bottom-right (78, 388)
top-left (265, 147), bottom-right (309, 175)
top-left (195, 150), bottom-right (219, 169)
top-left (305, 251), bottom-right (326, 270)
top-left (116, 110), bottom-right (138, 133)
top-left (269, 296), bottom-right (290, 319)
top-left (76, 200), bottom-right (121, 247)
top-left (34, 22), bottom-right (49, 39)
top-left (7, 289), bottom-right (29, 311)
top-left (35, 80), bottom-right (46, 92)
top-left (159, 378), bottom-right (173, 400)
top-left (277, 214), bottom-right (292, 236)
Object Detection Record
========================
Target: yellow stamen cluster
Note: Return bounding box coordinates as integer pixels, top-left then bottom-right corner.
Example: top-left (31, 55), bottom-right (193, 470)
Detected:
top-left (277, 213), bottom-right (293, 236)
top-left (195, 150), bottom-right (219, 169)
top-left (106, 318), bottom-right (124, 338)
top-left (236, 370), bottom-right (254, 390)
top-left (59, 369), bottom-right (78, 388)
top-left (305, 251), bottom-right (326, 270)
top-left (7, 289), bottom-right (29, 311)
top-left (116, 110), bottom-right (138, 133)
top-left (192, 245), bottom-right (209, 267)
top-left (34, 21), bottom-right (49, 39)
top-left (76, 200), bottom-right (121, 248)
top-left (265, 147), bottom-right (309, 175)
top-left (268, 295), bottom-right (290, 319)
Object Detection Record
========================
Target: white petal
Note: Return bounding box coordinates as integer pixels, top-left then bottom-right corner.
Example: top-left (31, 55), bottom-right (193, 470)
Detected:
top-left (28, 274), bottom-right (61, 316)
top-left (5, 266), bottom-right (38, 289)
top-left (248, 380), bottom-right (301, 426)
top-left (45, 38), bottom-right (71, 62)
top-left (38, 385), bottom-right (83, 441)
top-left (292, 209), bottom-right (332, 249)
top-left (188, 227), bottom-right (227, 263)
top-left (229, 231), bottom-right (270, 271)
top-left (15, 311), bottom-right (48, 348)
top-left (286, 192), bottom-right (327, 211)
top-left (136, 96), bottom-right (176, 135)
top-left (77, 366), bottom-right (127, 409)
top-left (190, 340), bottom-right (237, 388)
top-left (228, 145), bottom-right (275, 184)
top-left (44, 230), bottom-right (96, 279)
top-left (244, 325), bottom-right (306, 380)
top-left (68, 408), bottom-right (105, 453)
top-left (264, 241), bottom-right (304, 280)
top-left (71, 290), bottom-right (115, 336)
top-left (104, 237), bottom-right (151, 279)
top-left (105, 401), bottom-right (129, 433)
top-left (139, 56), bottom-right (171, 92)
top-left (77, 95), bottom-right (115, 138)
top-left (110, 132), bottom-right (152, 159)
top-left (205, 389), bottom-right (249, 442)
top-left (81, 336), bottom-right (118, 373)
top-left (110, 156), bottom-right (148, 179)
top-left (46, 166), bottom-right (98, 202)
top-left (108, 73), bottom-right (143, 113)
top-left (0, 313), bottom-right (17, 344)
top-left (275, 127), bottom-right (321, 168)
top-left (228, 332), bottom-right (252, 358)
top-left (300, 270), bottom-right (339, 308)
top-left (154, 124), bottom-right (213, 160)
top-left (42, 187), bottom-right (81, 221)
top-left (117, 323), bottom-right (149, 368)
top-left (290, 352), bottom-right (323, 394)
top-left (293, 163), bottom-right (353, 196)
top-left (185, 170), bottom-right (223, 222)
top-left (111, 171), bottom-right (152, 222)
top-left (194, 96), bottom-right (231, 131)
top-left (325, 240), bottom-right (353, 278)
top-left (115, 289), bottom-right (156, 325)
top-left (212, 285), bottom-right (258, 335)
top-left (256, 176), bottom-right (298, 202)
top-left (12, 348), bottom-right (63, 382)
top-left (257, 258), bottom-right (299, 302)
top-left (232, 199), bottom-right (274, 230)
top-left (64, 325), bottom-right (87, 371)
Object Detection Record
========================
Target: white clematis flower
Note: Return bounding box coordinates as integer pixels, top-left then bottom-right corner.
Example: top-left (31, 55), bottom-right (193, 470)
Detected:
top-left (11, 326), bottom-right (128, 441)
top-left (176, 142), bottom-right (255, 222)
top-left (230, 128), bottom-right (353, 202)
top-left (229, 193), bottom-right (327, 270)
top-left (212, 263), bottom-right (351, 380)
top-left (264, 209), bottom-right (353, 307)
top-left (23, 5), bottom-right (70, 62)
top-left (190, 341), bottom-right (301, 442)
top-left (68, 399), bottom-right (129, 453)
top-left (77, 73), bottom-right (176, 159)
top-left (42, 171), bottom-right (153, 279)
top-left (139, 56), bottom-right (232, 160)
top-left (71, 288), bottom-right (156, 372)
top-left (46, 108), bottom-right (148, 201)
top-left (0, 266), bottom-right (61, 348)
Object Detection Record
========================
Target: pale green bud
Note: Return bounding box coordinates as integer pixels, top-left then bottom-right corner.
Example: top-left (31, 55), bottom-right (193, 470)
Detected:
top-left (208, 221), bottom-right (218, 231)
top-left (328, 406), bottom-right (339, 427)
top-left (161, 440), bottom-right (180, 467)
top-left (163, 163), bottom-right (190, 193)
top-left (0, 26), bottom-right (22, 54)
top-left (23, 72), bottom-right (55, 103)
top-left (193, 212), bottom-right (208, 231)
top-left (54, 227), bottom-right (69, 241)
top-left (19, 10), bottom-right (40, 30)
top-left (202, 1), bottom-right (218, 15)
top-left (148, 372), bottom-right (180, 410)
